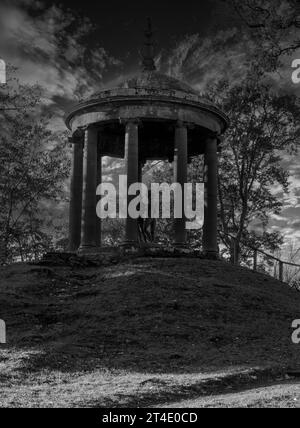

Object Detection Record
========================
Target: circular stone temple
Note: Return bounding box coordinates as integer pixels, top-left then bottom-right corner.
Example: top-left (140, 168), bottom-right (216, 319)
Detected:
top-left (65, 21), bottom-right (229, 256)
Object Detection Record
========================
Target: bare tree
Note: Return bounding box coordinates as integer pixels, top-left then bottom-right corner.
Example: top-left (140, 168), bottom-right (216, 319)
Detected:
top-left (223, 0), bottom-right (300, 66)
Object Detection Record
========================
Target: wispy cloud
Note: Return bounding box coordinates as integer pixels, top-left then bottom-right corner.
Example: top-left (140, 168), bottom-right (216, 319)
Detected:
top-left (156, 28), bottom-right (256, 92)
top-left (0, 0), bottom-right (121, 124)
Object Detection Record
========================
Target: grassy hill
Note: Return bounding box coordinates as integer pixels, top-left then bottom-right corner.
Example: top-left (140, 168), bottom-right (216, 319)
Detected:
top-left (0, 256), bottom-right (299, 407)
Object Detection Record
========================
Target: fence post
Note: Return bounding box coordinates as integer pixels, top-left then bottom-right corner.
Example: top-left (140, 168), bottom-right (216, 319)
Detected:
top-left (279, 261), bottom-right (284, 282)
top-left (0, 240), bottom-right (6, 265)
top-left (253, 249), bottom-right (258, 271)
top-left (233, 238), bottom-right (238, 265)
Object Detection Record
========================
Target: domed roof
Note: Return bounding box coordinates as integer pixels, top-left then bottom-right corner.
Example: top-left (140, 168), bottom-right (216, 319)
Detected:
top-left (65, 19), bottom-right (229, 133)
top-left (116, 19), bottom-right (199, 97)
top-left (118, 70), bottom-right (199, 96)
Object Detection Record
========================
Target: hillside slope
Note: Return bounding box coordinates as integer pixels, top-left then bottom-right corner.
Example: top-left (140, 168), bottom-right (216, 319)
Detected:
top-left (0, 257), bottom-right (299, 407)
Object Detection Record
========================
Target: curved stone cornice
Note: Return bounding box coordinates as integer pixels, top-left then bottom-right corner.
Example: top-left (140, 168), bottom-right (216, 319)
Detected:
top-left (65, 88), bottom-right (229, 133)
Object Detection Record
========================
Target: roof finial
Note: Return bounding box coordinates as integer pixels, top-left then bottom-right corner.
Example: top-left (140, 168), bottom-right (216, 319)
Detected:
top-left (141, 17), bottom-right (156, 72)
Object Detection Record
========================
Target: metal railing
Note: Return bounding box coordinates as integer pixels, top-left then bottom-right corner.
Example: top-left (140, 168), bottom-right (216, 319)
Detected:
top-left (221, 232), bottom-right (300, 285)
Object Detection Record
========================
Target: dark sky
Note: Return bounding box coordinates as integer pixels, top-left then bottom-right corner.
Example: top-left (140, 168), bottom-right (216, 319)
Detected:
top-left (43, 0), bottom-right (233, 65)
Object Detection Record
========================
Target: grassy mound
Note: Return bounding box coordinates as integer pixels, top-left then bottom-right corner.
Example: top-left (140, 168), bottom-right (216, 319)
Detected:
top-left (0, 257), bottom-right (299, 407)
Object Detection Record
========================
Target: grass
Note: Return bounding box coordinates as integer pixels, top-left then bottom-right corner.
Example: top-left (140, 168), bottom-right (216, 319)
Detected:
top-left (0, 257), bottom-right (300, 407)
top-left (160, 381), bottom-right (300, 408)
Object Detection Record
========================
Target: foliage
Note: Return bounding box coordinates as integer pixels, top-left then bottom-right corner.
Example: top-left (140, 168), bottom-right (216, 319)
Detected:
top-left (212, 76), bottom-right (300, 261)
top-left (0, 72), bottom-right (70, 263)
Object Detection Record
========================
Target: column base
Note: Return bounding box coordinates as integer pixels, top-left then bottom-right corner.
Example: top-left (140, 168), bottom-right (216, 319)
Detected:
top-left (202, 250), bottom-right (220, 260)
top-left (78, 245), bottom-right (101, 255)
top-left (121, 240), bottom-right (140, 249)
top-left (119, 241), bottom-right (142, 257)
top-left (68, 245), bottom-right (80, 253)
top-left (173, 242), bottom-right (188, 249)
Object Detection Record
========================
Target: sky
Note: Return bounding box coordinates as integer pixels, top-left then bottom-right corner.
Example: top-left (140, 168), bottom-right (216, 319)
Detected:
top-left (0, 0), bottom-right (236, 105)
top-left (0, 0), bottom-right (299, 254)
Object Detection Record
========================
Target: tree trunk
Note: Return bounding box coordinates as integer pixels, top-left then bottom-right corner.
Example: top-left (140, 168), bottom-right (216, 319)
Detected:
top-left (230, 237), bottom-right (240, 265)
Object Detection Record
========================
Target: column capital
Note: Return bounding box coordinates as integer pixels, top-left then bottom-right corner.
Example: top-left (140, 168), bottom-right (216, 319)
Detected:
top-left (206, 131), bottom-right (221, 140)
top-left (217, 134), bottom-right (225, 144)
top-left (205, 132), bottom-right (222, 155)
top-left (84, 124), bottom-right (100, 134)
top-left (175, 120), bottom-right (189, 129)
top-left (74, 128), bottom-right (85, 143)
top-left (74, 124), bottom-right (99, 135)
top-left (68, 128), bottom-right (85, 146)
top-left (120, 118), bottom-right (141, 127)
top-left (77, 125), bottom-right (89, 133)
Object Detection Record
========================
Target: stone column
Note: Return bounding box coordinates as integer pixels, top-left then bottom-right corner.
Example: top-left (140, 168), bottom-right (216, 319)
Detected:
top-left (95, 148), bottom-right (102, 247)
top-left (80, 126), bottom-right (98, 252)
top-left (203, 135), bottom-right (218, 257)
top-left (138, 159), bottom-right (143, 184)
top-left (173, 121), bottom-right (188, 246)
top-left (124, 120), bottom-right (139, 246)
top-left (68, 133), bottom-right (84, 252)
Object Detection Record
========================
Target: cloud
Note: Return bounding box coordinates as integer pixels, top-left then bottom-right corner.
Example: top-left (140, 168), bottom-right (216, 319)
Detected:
top-left (0, 0), bottom-right (121, 126)
top-left (156, 28), bottom-right (256, 93)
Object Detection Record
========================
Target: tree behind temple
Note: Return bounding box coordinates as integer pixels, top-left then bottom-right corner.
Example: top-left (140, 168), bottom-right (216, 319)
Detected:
top-left (213, 77), bottom-right (300, 263)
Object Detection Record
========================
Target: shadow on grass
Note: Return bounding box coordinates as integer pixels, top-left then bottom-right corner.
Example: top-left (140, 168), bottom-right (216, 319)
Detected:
top-left (0, 258), bottom-right (299, 406)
